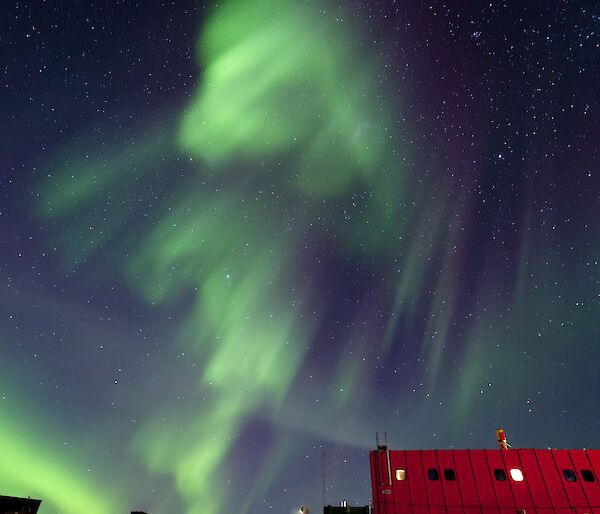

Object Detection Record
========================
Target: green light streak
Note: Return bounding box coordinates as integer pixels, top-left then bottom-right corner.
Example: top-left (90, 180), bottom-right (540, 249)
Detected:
top-left (34, 0), bottom-right (405, 512)
top-left (383, 207), bottom-right (446, 351)
top-left (129, 196), bottom-right (312, 511)
top-left (36, 135), bottom-right (170, 267)
top-left (119, 3), bottom-right (403, 506)
top-left (419, 218), bottom-right (465, 392)
top-left (27, 0), bottom-right (598, 506)
top-left (0, 379), bottom-right (113, 514)
top-left (239, 434), bottom-right (292, 514)
top-left (178, 0), bottom-right (390, 196)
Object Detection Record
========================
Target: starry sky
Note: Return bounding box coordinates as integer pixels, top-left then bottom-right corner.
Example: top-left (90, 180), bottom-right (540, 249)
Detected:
top-left (1, 1), bottom-right (599, 513)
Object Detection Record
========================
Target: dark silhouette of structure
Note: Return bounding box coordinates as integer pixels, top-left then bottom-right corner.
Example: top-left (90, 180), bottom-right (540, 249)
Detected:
top-left (0, 495), bottom-right (41, 514)
top-left (324, 505), bottom-right (370, 514)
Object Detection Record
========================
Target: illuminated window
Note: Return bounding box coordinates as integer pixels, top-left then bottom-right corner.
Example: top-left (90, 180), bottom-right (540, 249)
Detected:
top-left (510, 468), bottom-right (524, 481)
top-left (444, 469), bottom-right (456, 481)
top-left (428, 468), bottom-right (440, 480)
top-left (494, 469), bottom-right (507, 481)
top-left (563, 469), bottom-right (577, 482)
top-left (396, 469), bottom-right (407, 481)
top-left (581, 469), bottom-right (595, 482)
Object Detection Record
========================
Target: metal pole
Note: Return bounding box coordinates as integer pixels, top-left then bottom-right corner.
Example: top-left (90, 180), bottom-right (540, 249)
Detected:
top-left (322, 449), bottom-right (326, 508)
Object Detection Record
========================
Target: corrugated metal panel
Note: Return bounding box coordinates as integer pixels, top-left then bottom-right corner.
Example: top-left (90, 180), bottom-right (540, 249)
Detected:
top-left (588, 450), bottom-right (600, 514)
top-left (372, 450), bottom-right (394, 514)
top-left (390, 450), bottom-right (413, 514)
top-left (535, 448), bottom-right (570, 508)
top-left (500, 449), bottom-right (534, 508)
top-left (453, 450), bottom-right (482, 514)
top-left (380, 450), bottom-right (394, 487)
top-left (516, 507), bottom-right (537, 514)
top-left (423, 451), bottom-right (446, 514)
top-left (553, 508), bottom-right (577, 514)
top-left (588, 450), bottom-right (600, 481)
top-left (479, 507), bottom-right (501, 514)
top-left (517, 450), bottom-right (552, 508)
top-left (470, 450), bottom-right (499, 509)
top-left (453, 451), bottom-right (482, 509)
top-left (585, 450), bottom-right (600, 514)
top-left (370, 452), bottom-right (381, 514)
top-left (569, 450), bottom-right (600, 507)
top-left (447, 506), bottom-right (465, 514)
top-left (371, 447), bottom-right (600, 514)
top-left (422, 451), bottom-right (445, 506)
top-left (535, 507), bottom-right (555, 514)
top-left (485, 449), bottom-right (516, 508)
top-left (470, 449), bottom-right (501, 514)
top-left (407, 451), bottom-right (430, 514)
top-left (438, 450), bottom-right (462, 507)
top-left (589, 450), bottom-right (600, 511)
top-left (552, 449), bottom-right (590, 508)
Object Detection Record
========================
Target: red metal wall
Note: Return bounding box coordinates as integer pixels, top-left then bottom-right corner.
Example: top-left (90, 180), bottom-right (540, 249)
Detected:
top-left (453, 450), bottom-right (482, 514)
top-left (370, 448), bottom-right (600, 514)
top-left (437, 449), bottom-right (464, 514)
top-left (390, 450), bottom-right (412, 514)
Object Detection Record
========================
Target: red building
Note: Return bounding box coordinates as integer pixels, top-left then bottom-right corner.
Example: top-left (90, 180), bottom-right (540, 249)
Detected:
top-left (370, 433), bottom-right (600, 514)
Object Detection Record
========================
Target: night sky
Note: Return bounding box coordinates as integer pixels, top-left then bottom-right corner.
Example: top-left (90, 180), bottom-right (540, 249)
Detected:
top-left (1, 1), bottom-right (599, 513)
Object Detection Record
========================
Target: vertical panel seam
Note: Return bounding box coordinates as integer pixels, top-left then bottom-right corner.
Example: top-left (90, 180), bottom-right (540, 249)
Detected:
top-left (499, 449), bottom-right (526, 511)
top-left (483, 450), bottom-right (502, 509)
top-left (466, 450), bottom-right (484, 510)
top-left (566, 450), bottom-right (592, 511)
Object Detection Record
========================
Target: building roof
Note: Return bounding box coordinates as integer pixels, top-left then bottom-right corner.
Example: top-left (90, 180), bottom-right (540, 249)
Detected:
top-left (370, 448), bottom-right (600, 513)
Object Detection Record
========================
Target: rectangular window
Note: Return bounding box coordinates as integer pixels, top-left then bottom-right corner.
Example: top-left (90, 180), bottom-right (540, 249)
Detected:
top-left (494, 469), bottom-right (507, 481)
top-left (581, 469), bottom-right (595, 482)
top-left (443, 469), bottom-right (456, 481)
top-left (396, 469), bottom-right (407, 481)
top-left (510, 469), bottom-right (524, 482)
top-left (428, 468), bottom-right (440, 480)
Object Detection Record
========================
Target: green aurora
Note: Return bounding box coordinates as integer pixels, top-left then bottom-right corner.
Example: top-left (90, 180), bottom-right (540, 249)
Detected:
top-left (25, 1), bottom-right (406, 513)
top-left (3, 0), bottom-right (597, 513)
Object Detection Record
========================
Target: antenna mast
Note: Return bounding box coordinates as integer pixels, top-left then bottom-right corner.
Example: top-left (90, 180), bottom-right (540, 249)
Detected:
top-left (322, 449), bottom-right (326, 508)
